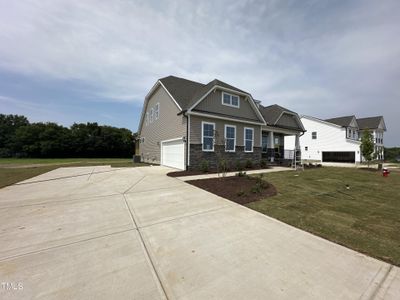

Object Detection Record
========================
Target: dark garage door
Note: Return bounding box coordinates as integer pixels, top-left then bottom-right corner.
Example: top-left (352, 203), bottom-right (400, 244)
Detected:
top-left (322, 151), bottom-right (355, 163)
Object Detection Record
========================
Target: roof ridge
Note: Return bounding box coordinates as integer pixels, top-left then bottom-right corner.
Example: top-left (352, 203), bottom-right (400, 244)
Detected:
top-left (325, 115), bottom-right (355, 120)
top-left (160, 75), bottom-right (205, 86)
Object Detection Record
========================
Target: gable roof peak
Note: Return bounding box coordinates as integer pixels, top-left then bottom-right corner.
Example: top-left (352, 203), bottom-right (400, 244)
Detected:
top-left (356, 116), bottom-right (386, 130)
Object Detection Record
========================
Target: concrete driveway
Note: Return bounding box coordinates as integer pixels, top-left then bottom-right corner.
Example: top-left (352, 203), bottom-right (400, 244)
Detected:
top-left (0, 166), bottom-right (398, 299)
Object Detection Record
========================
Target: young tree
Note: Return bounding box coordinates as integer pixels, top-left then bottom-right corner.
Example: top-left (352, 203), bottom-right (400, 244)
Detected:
top-left (213, 129), bottom-right (228, 177)
top-left (360, 129), bottom-right (374, 168)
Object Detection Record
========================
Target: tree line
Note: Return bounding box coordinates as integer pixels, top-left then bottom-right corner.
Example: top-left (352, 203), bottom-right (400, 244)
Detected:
top-left (0, 114), bottom-right (136, 158)
top-left (384, 147), bottom-right (400, 162)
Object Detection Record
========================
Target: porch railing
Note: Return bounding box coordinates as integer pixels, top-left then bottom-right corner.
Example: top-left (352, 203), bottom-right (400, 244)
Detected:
top-left (283, 149), bottom-right (295, 160)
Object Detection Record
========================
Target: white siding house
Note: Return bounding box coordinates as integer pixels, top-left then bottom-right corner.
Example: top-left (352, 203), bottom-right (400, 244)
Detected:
top-left (285, 115), bottom-right (361, 163)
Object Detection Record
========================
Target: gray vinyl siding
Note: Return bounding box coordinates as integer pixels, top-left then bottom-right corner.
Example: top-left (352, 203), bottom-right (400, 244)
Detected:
top-left (190, 115), bottom-right (261, 147)
top-left (276, 113), bottom-right (302, 129)
top-left (139, 85), bottom-right (187, 164)
top-left (194, 89), bottom-right (261, 122)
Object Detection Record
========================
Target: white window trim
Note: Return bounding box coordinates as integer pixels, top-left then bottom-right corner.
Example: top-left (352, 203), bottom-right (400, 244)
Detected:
top-left (221, 92), bottom-right (240, 108)
top-left (145, 112), bottom-right (149, 126)
top-left (155, 103), bottom-right (160, 120)
top-left (224, 124), bottom-right (236, 152)
top-left (150, 108), bottom-right (154, 123)
top-left (201, 121), bottom-right (215, 152)
top-left (244, 127), bottom-right (254, 152)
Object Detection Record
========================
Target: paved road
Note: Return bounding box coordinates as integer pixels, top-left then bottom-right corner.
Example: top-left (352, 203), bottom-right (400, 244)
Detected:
top-left (0, 166), bottom-right (398, 299)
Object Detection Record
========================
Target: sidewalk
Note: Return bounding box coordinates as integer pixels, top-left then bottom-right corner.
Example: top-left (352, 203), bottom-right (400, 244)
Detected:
top-left (176, 166), bottom-right (293, 181)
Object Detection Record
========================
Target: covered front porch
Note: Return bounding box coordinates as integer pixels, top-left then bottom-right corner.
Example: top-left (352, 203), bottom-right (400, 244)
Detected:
top-left (261, 128), bottom-right (301, 166)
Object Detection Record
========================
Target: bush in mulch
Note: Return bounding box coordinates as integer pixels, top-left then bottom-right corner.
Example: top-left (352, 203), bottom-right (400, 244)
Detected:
top-left (167, 161), bottom-right (271, 178)
top-left (303, 163), bottom-right (322, 169)
top-left (186, 174), bottom-right (277, 205)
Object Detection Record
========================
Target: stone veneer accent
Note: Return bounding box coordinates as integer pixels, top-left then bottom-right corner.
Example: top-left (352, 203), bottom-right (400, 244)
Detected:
top-left (189, 144), bottom-right (262, 171)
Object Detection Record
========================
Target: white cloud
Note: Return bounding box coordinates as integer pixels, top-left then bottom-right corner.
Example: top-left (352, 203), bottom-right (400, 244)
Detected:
top-left (0, 0), bottom-right (399, 145)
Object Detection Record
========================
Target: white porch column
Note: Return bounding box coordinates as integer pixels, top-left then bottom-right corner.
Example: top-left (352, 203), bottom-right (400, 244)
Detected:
top-left (268, 131), bottom-right (274, 162)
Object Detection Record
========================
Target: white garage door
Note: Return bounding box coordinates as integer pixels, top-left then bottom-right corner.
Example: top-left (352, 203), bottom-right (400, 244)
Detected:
top-left (161, 139), bottom-right (185, 170)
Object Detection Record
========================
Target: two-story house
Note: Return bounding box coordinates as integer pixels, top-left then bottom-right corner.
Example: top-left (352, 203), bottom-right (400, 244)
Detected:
top-left (296, 115), bottom-right (362, 163)
top-left (357, 116), bottom-right (386, 160)
top-left (137, 76), bottom-right (305, 170)
top-left (285, 115), bottom-right (386, 164)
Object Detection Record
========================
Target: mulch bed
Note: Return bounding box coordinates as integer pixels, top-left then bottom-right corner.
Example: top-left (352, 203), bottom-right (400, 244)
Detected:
top-left (186, 176), bottom-right (277, 205)
top-left (167, 166), bottom-right (271, 178)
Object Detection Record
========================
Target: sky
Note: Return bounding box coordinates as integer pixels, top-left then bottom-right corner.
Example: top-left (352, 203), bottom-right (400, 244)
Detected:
top-left (0, 0), bottom-right (399, 146)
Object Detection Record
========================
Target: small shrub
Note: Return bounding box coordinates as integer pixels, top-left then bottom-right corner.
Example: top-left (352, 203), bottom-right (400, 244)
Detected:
top-left (236, 190), bottom-right (246, 197)
top-left (218, 159), bottom-right (228, 175)
top-left (218, 159), bottom-right (227, 170)
top-left (251, 185), bottom-right (262, 194)
top-left (253, 174), bottom-right (268, 191)
top-left (235, 160), bottom-right (243, 171)
top-left (248, 175), bottom-right (266, 194)
top-left (260, 159), bottom-right (267, 168)
top-left (200, 160), bottom-right (209, 173)
top-left (245, 159), bottom-right (253, 169)
top-left (236, 171), bottom-right (247, 177)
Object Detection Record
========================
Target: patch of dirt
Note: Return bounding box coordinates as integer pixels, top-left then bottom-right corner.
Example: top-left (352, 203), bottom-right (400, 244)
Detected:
top-left (358, 167), bottom-right (380, 172)
top-left (186, 176), bottom-right (277, 205)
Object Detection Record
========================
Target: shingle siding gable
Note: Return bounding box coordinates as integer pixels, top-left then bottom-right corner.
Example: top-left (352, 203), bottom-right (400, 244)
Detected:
top-left (193, 88), bottom-right (260, 121)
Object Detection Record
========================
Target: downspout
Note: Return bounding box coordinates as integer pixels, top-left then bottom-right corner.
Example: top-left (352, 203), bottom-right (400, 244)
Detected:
top-left (187, 113), bottom-right (190, 170)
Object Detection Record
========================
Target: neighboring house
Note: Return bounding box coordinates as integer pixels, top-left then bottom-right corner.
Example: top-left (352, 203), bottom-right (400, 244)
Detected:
top-left (137, 76), bottom-right (305, 170)
top-left (285, 115), bottom-right (386, 164)
top-left (357, 116), bottom-right (386, 160)
top-left (298, 115), bottom-right (362, 163)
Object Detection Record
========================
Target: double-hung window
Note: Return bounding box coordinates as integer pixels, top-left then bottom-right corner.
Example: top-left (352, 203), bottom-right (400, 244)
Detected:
top-left (202, 122), bottom-right (215, 151)
top-left (312, 131), bottom-right (317, 139)
top-left (262, 135), bottom-right (268, 153)
top-left (150, 108), bottom-right (154, 123)
top-left (222, 92), bottom-right (240, 108)
top-left (244, 127), bottom-right (254, 152)
top-left (225, 125), bottom-right (236, 152)
top-left (154, 103), bottom-right (159, 120)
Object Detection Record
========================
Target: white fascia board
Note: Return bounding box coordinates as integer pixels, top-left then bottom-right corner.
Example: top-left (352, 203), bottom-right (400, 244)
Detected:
top-left (139, 79), bottom-right (183, 134)
top-left (275, 111), bottom-right (306, 131)
top-left (188, 111), bottom-right (265, 126)
top-left (187, 85), bottom-right (266, 125)
top-left (160, 137), bottom-right (184, 144)
top-left (350, 116), bottom-right (359, 129)
top-left (300, 115), bottom-right (344, 129)
top-left (380, 118), bottom-right (387, 131)
top-left (138, 80), bottom-right (162, 134)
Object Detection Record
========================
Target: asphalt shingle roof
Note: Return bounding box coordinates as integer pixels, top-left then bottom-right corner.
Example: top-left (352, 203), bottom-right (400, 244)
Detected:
top-left (357, 116), bottom-right (384, 130)
top-left (325, 115), bottom-right (356, 127)
top-left (258, 104), bottom-right (296, 124)
top-left (159, 76), bottom-right (250, 110)
top-left (159, 76), bottom-right (205, 109)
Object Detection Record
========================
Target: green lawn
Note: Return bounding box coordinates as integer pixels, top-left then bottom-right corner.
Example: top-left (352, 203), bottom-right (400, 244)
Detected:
top-left (247, 167), bottom-right (400, 266)
top-left (0, 158), bottom-right (146, 188)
